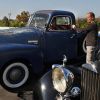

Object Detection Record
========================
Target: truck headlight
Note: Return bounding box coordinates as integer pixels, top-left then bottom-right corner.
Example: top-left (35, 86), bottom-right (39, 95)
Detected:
top-left (52, 67), bottom-right (74, 93)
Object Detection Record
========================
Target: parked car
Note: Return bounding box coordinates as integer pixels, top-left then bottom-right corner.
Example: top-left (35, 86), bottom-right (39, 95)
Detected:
top-left (0, 10), bottom-right (99, 93)
top-left (33, 56), bottom-right (100, 100)
top-left (32, 54), bottom-right (100, 100)
top-left (81, 61), bottom-right (100, 100)
top-left (32, 55), bottom-right (81, 100)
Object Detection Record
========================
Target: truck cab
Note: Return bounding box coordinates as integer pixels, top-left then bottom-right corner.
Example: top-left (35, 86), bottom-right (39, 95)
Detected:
top-left (28, 10), bottom-right (85, 63)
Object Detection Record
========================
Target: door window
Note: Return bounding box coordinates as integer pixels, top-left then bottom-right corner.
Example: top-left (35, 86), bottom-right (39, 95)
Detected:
top-left (49, 16), bottom-right (72, 31)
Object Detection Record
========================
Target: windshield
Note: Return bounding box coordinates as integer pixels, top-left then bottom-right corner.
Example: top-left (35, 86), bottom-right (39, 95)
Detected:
top-left (28, 13), bottom-right (49, 28)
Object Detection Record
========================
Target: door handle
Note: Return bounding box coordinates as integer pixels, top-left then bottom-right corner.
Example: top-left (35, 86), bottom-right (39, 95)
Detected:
top-left (70, 34), bottom-right (76, 38)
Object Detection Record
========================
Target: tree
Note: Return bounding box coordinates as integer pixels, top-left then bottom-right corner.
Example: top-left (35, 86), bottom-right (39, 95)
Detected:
top-left (76, 18), bottom-right (87, 28)
top-left (2, 16), bottom-right (10, 26)
top-left (16, 11), bottom-right (30, 23)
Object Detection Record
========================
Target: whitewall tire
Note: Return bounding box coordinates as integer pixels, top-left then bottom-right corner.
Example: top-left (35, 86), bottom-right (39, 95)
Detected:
top-left (2, 62), bottom-right (29, 89)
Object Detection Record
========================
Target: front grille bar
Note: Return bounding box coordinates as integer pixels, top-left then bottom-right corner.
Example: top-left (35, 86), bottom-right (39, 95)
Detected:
top-left (81, 68), bottom-right (100, 100)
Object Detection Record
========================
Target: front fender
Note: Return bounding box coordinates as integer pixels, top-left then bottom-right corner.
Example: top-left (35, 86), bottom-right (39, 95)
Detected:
top-left (0, 44), bottom-right (44, 74)
top-left (33, 71), bottom-right (58, 100)
top-left (33, 65), bottom-right (81, 100)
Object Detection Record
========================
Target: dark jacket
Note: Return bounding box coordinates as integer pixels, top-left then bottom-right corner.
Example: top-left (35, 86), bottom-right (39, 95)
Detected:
top-left (82, 22), bottom-right (98, 46)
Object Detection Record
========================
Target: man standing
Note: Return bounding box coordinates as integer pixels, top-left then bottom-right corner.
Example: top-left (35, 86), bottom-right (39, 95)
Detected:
top-left (83, 12), bottom-right (98, 64)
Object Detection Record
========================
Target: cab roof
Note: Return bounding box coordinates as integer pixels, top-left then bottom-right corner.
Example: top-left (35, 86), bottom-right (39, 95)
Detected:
top-left (35, 10), bottom-right (75, 24)
top-left (36, 10), bottom-right (74, 16)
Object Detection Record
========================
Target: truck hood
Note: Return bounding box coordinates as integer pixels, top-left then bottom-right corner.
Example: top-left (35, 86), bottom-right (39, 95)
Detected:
top-left (0, 27), bottom-right (43, 44)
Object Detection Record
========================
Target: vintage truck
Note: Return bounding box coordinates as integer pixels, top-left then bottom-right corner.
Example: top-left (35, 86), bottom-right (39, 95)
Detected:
top-left (0, 10), bottom-right (99, 93)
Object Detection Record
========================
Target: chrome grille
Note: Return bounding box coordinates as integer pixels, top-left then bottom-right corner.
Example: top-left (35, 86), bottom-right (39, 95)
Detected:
top-left (81, 68), bottom-right (100, 100)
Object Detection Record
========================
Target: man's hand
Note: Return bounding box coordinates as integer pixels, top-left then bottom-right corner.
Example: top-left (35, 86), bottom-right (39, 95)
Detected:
top-left (71, 24), bottom-right (76, 29)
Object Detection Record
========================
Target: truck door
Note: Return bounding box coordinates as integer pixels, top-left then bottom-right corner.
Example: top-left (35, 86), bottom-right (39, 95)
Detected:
top-left (44, 15), bottom-right (77, 62)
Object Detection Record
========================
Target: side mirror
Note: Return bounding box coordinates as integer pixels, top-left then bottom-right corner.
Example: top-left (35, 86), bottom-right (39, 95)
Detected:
top-left (44, 23), bottom-right (49, 31)
top-left (45, 23), bottom-right (48, 28)
top-left (46, 23), bottom-right (54, 31)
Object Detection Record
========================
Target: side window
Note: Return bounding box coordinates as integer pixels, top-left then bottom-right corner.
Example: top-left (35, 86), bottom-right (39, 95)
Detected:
top-left (49, 16), bottom-right (72, 31)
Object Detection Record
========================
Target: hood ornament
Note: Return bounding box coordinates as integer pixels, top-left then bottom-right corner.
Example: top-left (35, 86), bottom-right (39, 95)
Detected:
top-left (63, 55), bottom-right (67, 67)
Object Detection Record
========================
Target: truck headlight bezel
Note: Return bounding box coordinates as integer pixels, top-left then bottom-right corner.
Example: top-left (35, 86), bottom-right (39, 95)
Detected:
top-left (52, 65), bottom-right (74, 93)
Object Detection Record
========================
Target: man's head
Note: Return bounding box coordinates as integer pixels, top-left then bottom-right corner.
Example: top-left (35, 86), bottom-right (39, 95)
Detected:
top-left (86, 12), bottom-right (95, 23)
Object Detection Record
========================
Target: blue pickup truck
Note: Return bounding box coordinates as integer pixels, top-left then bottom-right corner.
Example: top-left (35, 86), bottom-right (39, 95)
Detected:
top-left (0, 10), bottom-right (99, 92)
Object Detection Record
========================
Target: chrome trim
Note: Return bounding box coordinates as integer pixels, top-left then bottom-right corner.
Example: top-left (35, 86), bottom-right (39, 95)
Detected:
top-left (48, 15), bottom-right (72, 32)
top-left (70, 87), bottom-right (81, 97)
top-left (52, 64), bottom-right (62, 69)
top-left (28, 40), bottom-right (38, 44)
top-left (52, 64), bottom-right (74, 81)
top-left (82, 63), bottom-right (97, 73)
top-left (98, 31), bottom-right (100, 37)
top-left (52, 65), bottom-right (74, 93)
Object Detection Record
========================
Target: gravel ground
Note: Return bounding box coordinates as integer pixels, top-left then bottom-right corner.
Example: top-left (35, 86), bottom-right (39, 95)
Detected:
top-left (0, 86), bottom-right (33, 100)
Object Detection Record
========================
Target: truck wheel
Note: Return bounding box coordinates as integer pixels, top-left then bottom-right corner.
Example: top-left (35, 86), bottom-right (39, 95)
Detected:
top-left (82, 39), bottom-right (87, 53)
top-left (0, 62), bottom-right (29, 92)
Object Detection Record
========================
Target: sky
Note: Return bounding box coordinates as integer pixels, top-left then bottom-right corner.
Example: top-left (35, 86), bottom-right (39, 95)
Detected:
top-left (0, 0), bottom-right (100, 19)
